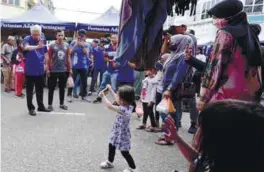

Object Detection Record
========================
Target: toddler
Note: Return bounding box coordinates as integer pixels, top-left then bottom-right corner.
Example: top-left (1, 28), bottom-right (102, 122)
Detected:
top-left (100, 84), bottom-right (137, 172)
top-left (137, 68), bottom-right (159, 132)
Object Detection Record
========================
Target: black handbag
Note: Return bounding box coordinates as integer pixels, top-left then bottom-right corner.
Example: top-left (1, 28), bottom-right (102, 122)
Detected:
top-left (177, 66), bottom-right (196, 98)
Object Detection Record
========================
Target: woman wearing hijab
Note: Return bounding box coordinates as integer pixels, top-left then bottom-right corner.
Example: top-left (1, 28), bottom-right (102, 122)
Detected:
top-left (197, 0), bottom-right (263, 111)
top-left (155, 34), bottom-right (193, 145)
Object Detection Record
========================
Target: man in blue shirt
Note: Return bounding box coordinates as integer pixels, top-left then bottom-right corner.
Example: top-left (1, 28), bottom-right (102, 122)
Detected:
top-left (93, 35), bottom-right (118, 103)
top-left (67, 29), bottom-right (91, 102)
top-left (89, 39), bottom-right (106, 94)
top-left (23, 25), bottom-right (51, 116)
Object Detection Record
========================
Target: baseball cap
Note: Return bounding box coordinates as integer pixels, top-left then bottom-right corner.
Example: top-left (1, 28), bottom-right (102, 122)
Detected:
top-left (78, 29), bottom-right (87, 37)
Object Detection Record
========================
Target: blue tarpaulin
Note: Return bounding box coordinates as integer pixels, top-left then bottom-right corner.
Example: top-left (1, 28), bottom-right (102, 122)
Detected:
top-left (76, 6), bottom-right (119, 33)
top-left (0, 3), bottom-right (76, 30)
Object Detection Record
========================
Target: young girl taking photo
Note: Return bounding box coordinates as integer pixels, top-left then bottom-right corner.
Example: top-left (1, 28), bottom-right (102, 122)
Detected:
top-left (99, 84), bottom-right (137, 172)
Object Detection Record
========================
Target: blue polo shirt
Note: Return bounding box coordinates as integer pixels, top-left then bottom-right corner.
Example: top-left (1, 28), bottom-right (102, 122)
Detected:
top-left (70, 41), bottom-right (90, 70)
top-left (91, 46), bottom-right (106, 70)
top-left (23, 35), bottom-right (48, 76)
top-left (104, 44), bottom-right (117, 73)
top-left (117, 63), bottom-right (135, 83)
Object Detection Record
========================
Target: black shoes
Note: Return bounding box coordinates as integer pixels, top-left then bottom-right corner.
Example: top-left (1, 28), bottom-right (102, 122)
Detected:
top-left (73, 94), bottom-right (79, 99)
top-left (82, 97), bottom-right (91, 102)
top-left (59, 104), bottom-right (68, 110)
top-left (93, 97), bottom-right (102, 103)
top-left (29, 110), bottom-right (36, 116)
top-left (37, 107), bottom-right (51, 112)
top-left (188, 122), bottom-right (197, 134)
top-left (47, 105), bottom-right (54, 111)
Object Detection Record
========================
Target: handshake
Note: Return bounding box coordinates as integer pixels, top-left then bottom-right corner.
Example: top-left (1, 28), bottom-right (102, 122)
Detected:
top-left (99, 84), bottom-right (112, 97)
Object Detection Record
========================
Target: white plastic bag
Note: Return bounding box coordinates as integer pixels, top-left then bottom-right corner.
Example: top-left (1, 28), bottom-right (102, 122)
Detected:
top-left (67, 76), bottom-right (74, 88)
top-left (156, 98), bottom-right (169, 114)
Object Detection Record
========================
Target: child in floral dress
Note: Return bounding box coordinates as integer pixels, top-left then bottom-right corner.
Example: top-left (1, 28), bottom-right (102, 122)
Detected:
top-left (100, 84), bottom-right (137, 172)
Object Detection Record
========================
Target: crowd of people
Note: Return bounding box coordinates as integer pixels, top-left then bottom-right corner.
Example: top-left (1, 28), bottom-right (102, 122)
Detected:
top-left (1, 0), bottom-right (264, 172)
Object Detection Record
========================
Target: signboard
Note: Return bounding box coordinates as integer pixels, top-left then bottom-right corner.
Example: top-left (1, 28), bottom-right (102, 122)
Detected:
top-left (76, 23), bottom-right (118, 33)
top-left (248, 14), bottom-right (264, 24)
top-left (0, 22), bottom-right (76, 30)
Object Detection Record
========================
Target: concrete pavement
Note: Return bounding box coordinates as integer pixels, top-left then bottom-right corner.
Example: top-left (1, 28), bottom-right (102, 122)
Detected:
top-left (1, 89), bottom-right (193, 172)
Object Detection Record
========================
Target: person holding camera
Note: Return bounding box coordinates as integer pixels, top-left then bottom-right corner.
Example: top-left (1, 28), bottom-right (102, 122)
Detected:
top-left (67, 29), bottom-right (91, 102)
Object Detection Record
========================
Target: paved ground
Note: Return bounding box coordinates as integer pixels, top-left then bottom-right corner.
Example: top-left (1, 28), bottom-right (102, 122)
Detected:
top-left (1, 88), bottom-right (193, 172)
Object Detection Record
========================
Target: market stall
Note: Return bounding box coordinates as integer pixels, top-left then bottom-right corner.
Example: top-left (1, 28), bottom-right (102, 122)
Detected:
top-left (76, 6), bottom-right (119, 38)
top-left (0, 3), bottom-right (76, 41)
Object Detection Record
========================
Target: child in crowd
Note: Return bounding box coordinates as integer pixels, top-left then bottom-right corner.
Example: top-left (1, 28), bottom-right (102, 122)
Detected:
top-left (100, 85), bottom-right (137, 172)
top-left (137, 68), bottom-right (159, 132)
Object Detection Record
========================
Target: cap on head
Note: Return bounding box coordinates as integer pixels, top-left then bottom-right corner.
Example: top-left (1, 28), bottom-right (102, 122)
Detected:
top-left (78, 29), bottom-right (87, 37)
top-left (208, 0), bottom-right (243, 19)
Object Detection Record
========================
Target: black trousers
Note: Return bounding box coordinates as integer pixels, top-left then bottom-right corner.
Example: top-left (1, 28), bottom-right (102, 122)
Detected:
top-left (155, 92), bottom-right (162, 123)
top-left (108, 143), bottom-right (136, 169)
top-left (142, 102), bottom-right (156, 127)
top-left (90, 68), bottom-right (105, 92)
top-left (68, 69), bottom-right (87, 98)
top-left (48, 72), bottom-right (67, 106)
top-left (26, 75), bottom-right (45, 111)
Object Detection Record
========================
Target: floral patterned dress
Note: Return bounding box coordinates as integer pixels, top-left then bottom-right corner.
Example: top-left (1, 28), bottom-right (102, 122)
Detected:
top-left (200, 30), bottom-right (261, 103)
top-left (109, 105), bottom-right (133, 151)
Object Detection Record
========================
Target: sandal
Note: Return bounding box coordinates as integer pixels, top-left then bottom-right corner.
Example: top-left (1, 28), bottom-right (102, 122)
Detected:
top-left (136, 125), bottom-right (146, 130)
top-left (145, 127), bottom-right (158, 133)
top-left (157, 137), bottom-right (165, 141)
top-left (155, 140), bottom-right (174, 146)
top-left (155, 128), bottom-right (163, 132)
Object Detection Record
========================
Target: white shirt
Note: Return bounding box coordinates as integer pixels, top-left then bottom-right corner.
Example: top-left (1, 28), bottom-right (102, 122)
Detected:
top-left (141, 76), bottom-right (158, 103)
top-left (196, 54), bottom-right (207, 63)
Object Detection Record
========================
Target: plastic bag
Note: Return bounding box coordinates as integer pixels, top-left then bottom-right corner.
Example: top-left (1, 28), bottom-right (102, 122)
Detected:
top-left (168, 98), bottom-right (176, 113)
top-left (67, 76), bottom-right (74, 88)
top-left (135, 102), bottom-right (144, 117)
top-left (156, 98), bottom-right (169, 114)
top-left (156, 98), bottom-right (176, 114)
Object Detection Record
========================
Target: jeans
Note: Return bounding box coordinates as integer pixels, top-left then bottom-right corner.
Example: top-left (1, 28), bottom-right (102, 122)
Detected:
top-left (68, 69), bottom-right (88, 98)
top-left (179, 97), bottom-right (198, 124)
top-left (73, 74), bottom-right (80, 95)
top-left (171, 99), bottom-right (182, 129)
top-left (90, 68), bottom-right (105, 91)
top-left (48, 72), bottom-right (67, 106)
top-left (97, 71), bottom-right (117, 94)
top-left (26, 75), bottom-right (45, 111)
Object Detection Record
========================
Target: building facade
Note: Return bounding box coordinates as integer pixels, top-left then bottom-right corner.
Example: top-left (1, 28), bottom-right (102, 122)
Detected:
top-left (0, 0), bottom-right (54, 19)
top-left (165, 0), bottom-right (264, 44)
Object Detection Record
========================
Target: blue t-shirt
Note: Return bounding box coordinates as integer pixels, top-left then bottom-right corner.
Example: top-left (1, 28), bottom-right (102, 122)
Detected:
top-left (23, 35), bottom-right (48, 76)
top-left (70, 41), bottom-right (90, 69)
top-left (91, 46), bottom-right (106, 70)
top-left (117, 63), bottom-right (135, 83)
top-left (104, 44), bottom-right (117, 73)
